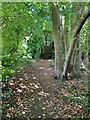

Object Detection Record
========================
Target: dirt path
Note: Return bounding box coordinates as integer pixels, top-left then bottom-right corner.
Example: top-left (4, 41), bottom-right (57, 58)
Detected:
top-left (3, 59), bottom-right (89, 119)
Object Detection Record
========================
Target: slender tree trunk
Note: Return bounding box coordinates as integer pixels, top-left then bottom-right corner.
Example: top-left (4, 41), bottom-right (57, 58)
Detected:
top-left (87, 14), bottom-right (90, 63)
top-left (64, 16), bottom-right (69, 57)
top-left (71, 3), bottom-right (84, 76)
top-left (61, 9), bottom-right (90, 81)
top-left (51, 4), bottom-right (63, 79)
top-left (74, 36), bottom-right (81, 76)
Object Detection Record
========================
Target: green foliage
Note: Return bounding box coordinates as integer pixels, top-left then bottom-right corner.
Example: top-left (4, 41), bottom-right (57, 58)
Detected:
top-left (1, 3), bottom-right (53, 108)
top-left (2, 67), bottom-right (15, 79)
top-left (2, 88), bottom-right (12, 100)
top-left (62, 93), bottom-right (88, 108)
top-left (80, 21), bottom-right (89, 53)
top-left (71, 84), bottom-right (80, 91)
top-left (2, 2), bottom-right (53, 62)
top-left (2, 2), bottom-right (89, 68)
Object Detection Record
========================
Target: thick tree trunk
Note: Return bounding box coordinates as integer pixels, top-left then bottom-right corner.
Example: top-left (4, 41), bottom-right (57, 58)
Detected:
top-left (73, 5), bottom-right (82, 76)
top-left (61, 9), bottom-right (90, 81)
top-left (51, 5), bottom-right (63, 79)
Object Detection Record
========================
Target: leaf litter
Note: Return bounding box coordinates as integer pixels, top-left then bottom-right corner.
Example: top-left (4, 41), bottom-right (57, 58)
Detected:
top-left (2, 59), bottom-right (90, 119)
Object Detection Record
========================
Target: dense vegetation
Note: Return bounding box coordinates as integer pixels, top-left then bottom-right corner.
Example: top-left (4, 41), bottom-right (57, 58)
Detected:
top-left (1, 2), bottom-right (90, 119)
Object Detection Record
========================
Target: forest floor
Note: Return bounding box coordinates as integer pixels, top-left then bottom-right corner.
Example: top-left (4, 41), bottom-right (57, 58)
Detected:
top-left (2, 59), bottom-right (90, 119)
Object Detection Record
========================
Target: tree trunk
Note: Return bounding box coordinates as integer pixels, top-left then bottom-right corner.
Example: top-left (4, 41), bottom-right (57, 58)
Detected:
top-left (73, 4), bottom-right (82, 76)
top-left (61, 9), bottom-right (90, 81)
top-left (64, 16), bottom-right (69, 57)
top-left (87, 11), bottom-right (90, 63)
top-left (51, 4), bottom-right (63, 79)
top-left (74, 36), bottom-right (81, 77)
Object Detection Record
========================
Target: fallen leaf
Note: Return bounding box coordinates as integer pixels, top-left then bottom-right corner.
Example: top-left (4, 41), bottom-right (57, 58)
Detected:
top-left (34, 84), bottom-right (39, 89)
top-left (39, 67), bottom-right (44, 70)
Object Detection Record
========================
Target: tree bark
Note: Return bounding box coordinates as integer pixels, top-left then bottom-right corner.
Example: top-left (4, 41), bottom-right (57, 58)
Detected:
top-left (64, 16), bottom-right (69, 57)
top-left (51, 4), bottom-right (63, 79)
top-left (74, 36), bottom-right (81, 75)
top-left (61, 9), bottom-right (90, 81)
top-left (73, 4), bottom-right (82, 76)
top-left (87, 6), bottom-right (90, 63)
